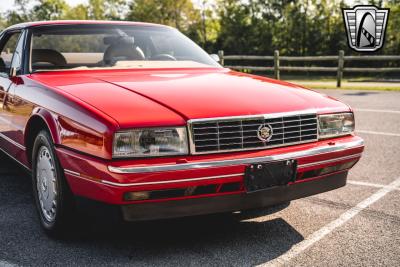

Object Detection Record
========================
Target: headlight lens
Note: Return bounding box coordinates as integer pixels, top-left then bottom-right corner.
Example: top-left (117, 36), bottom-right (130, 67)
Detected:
top-left (318, 113), bottom-right (354, 139)
top-left (113, 127), bottom-right (188, 158)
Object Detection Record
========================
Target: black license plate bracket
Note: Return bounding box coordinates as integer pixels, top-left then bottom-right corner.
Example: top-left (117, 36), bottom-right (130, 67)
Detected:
top-left (244, 159), bottom-right (297, 192)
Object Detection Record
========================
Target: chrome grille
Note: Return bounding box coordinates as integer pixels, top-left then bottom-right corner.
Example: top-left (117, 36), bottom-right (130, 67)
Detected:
top-left (190, 113), bottom-right (318, 154)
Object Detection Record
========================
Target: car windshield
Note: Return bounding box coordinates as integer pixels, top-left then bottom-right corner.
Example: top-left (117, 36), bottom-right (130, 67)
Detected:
top-left (30, 24), bottom-right (220, 72)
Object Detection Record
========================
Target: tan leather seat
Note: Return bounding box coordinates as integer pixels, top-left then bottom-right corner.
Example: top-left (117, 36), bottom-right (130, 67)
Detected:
top-left (32, 49), bottom-right (67, 66)
top-left (103, 37), bottom-right (145, 65)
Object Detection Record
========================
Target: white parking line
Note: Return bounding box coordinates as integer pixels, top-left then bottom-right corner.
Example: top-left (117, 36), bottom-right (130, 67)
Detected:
top-left (355, 108), bottom-right (400, 114)
top-left (357, 130), bottom-right (400, 137)
top-left (259, 176), bottom-right (400, 267)
top-left (348, 180), bottom-right (400, 191)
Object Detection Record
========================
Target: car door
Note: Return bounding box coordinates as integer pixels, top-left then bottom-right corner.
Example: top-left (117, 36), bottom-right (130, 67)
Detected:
top-left (0, 30), bottom-right (24, 157)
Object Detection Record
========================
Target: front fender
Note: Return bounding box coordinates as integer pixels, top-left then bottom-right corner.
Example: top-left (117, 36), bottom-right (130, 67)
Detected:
top-left (21, 76), bottom-right (118, 159)
top-left (25, 107), bottom-right (107, 161)
top-left (25, 107), bottom-right (61, 145)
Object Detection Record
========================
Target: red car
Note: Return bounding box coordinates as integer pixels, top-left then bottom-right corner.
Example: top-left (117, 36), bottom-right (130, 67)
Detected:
top-left (0, 21), bottom-right (364, 236)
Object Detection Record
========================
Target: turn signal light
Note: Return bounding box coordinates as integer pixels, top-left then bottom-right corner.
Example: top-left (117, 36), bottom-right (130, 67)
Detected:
top-left (124, 191), bottom-right (150, 201)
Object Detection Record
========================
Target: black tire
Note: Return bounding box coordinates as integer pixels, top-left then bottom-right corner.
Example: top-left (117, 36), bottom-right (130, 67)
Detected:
top-left (32, 130), bottom-right (76, 237)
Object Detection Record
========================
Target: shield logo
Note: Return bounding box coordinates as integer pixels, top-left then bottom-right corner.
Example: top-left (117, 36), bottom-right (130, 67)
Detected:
top-left (342, 5), bottom-right (390, 52)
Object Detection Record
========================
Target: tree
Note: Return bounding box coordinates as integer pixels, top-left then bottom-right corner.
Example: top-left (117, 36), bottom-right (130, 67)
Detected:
top-left (0, 14), bottom-right (7, 30)
top-left (127, 0), bottom-right (204, 44)
top-left (85, 0), bottom-right (132, 20)
top-left (384, 1), bottom-right (400, 55)
top-left (197, 0), bottom-right (221, 48)
top-left (128, 0), bottom-right (201, 31)
top-left (5, 0), bottom-right (33, 26)
top-left (64, 4), bottom-right (89, 20)
top-left (32, 0), bottom-right (69, 20)
top-left (215, 0), bottom-right (255, 54)
top-left (0, 0), bottom-right (399, 59)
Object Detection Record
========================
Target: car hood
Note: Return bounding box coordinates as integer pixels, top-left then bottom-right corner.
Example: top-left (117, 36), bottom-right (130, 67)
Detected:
top-left (31, 68), bottom-right (350, 128)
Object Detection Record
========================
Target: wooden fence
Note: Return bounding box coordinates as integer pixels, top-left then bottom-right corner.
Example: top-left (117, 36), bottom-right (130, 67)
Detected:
top-left (217, 50), bottom-right (400, 87)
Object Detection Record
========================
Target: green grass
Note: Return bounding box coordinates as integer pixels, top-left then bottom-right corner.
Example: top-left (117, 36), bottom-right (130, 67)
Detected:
top-left (252, 73), bottom-right (400, 91)
top-left (286, 80), bottom-right (400, 91)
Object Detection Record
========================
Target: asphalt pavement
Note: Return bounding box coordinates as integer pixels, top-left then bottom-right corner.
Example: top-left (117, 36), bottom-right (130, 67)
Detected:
top-left (0, 89), bottom-right (399, 266)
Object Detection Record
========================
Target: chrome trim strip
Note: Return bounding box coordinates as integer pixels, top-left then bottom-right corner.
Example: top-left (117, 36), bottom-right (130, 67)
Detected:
top-left (0, 132), bottom-right (26, 151)
top-left (297, 153), bottom-right (362, 168)
top-left (63, 149), bottom-right (363, 188)
top-left (189, 139), bottom-right (319, 155)
top-left (188, 109), bottom-right (317, 123)
top-left (101, 173), bottom-right (244, 187)
top-left (104, 152), bottom-right (362, 187)
top-left (188, 120), bottom-right (196, 154)
top-left (63, 169), bottom-right (104, 185)
top-left (64, 169), bottom-right (81, 177)
top-left (108, 139), bottom-right (364, 174)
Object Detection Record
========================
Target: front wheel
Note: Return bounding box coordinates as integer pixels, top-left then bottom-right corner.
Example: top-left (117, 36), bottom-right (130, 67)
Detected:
top-left (32, 130), bottom-right (76, 237)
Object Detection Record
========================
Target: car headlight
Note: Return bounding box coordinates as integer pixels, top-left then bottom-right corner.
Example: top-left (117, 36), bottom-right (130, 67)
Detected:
top-left (318, 113), bottom-right (354, 139)
top-left (113, 127), bottom-right (188, 158)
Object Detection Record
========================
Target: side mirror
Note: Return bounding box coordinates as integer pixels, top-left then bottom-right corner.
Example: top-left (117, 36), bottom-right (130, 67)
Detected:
top-left (210, 54), bottom-right (220, 63)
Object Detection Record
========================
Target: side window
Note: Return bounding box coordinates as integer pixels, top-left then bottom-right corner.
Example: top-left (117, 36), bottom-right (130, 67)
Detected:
top-left (0, 32), bottom-right (22, 75)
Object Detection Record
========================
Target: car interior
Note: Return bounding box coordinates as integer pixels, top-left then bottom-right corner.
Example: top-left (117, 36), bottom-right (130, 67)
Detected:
top-left (0, 25), bottom-right (217, 73)
top-left (31, 36), bottom-right (146, 71)
top-left (30, 30), bottom-right (188, 71)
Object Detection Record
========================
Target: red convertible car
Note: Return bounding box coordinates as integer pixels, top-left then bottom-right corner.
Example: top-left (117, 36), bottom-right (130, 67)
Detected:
top-left (0, 21), bottom-right (363, 236)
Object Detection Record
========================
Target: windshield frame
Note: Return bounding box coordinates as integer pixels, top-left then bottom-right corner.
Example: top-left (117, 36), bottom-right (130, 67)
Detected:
top-left (27, 24), bottom-right (221, 73)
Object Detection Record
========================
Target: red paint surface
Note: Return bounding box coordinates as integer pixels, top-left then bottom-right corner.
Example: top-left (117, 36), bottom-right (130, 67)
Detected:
top-left (57, 135), bottom-right (364, 204)
top-left (1, 66), bottom-right (363, 205)
top-left (0, 21), bottom-right (363, 208)
top-left (30, 68), bottom-right (350, 127)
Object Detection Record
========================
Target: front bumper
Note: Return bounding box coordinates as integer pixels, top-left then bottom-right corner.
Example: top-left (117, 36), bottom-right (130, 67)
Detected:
top-left (120, 171), bottom-right (348, 221)
top-left (76, 171), bottom-right (347, 222)
top-left (56, 135), bottom-right (364, 208)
